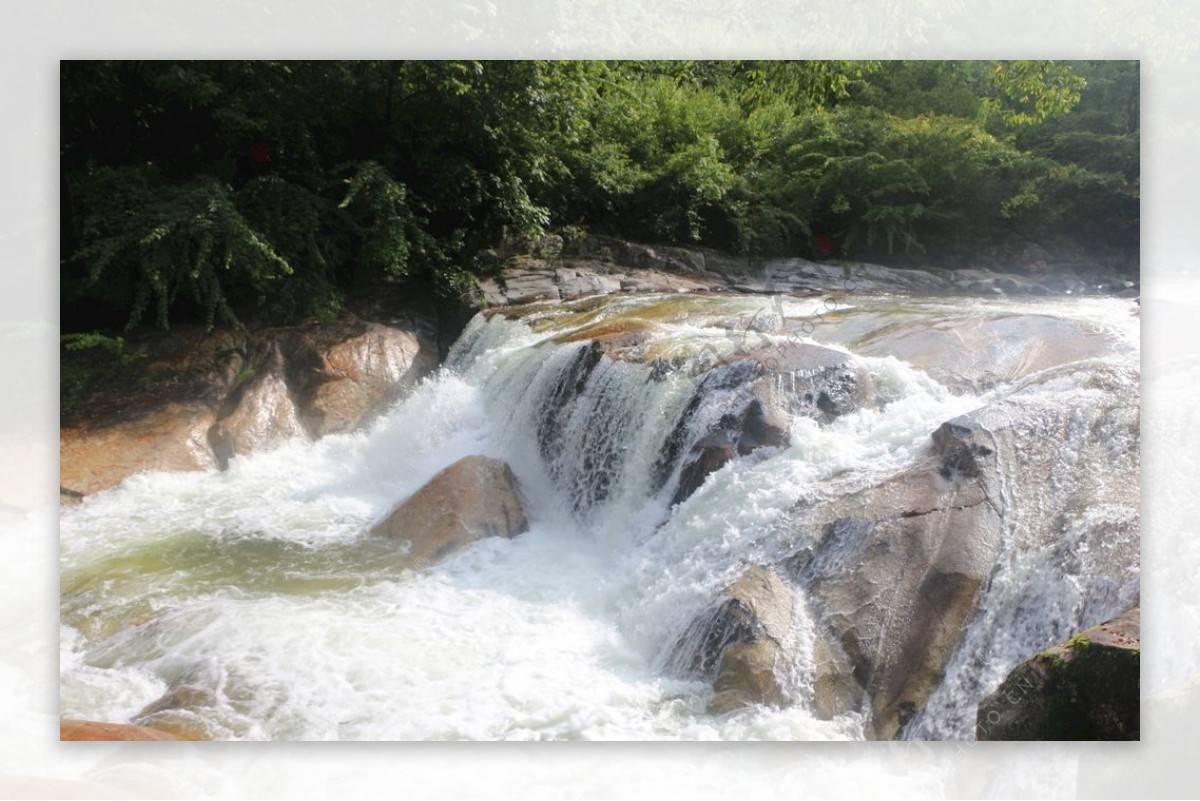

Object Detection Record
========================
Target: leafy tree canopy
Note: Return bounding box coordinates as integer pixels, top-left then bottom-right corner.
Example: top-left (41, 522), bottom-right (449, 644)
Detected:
top-left (61, 59), bottom-right (1138, 333)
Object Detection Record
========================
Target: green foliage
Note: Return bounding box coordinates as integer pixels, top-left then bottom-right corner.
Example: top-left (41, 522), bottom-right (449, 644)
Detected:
top-left (60, 332), bottom-right (143, 416)
top-left (339, 160), bottom-right (417, 279)
top-left (982, 61), bottom-right (1087, 128)
top-left (71, 166), bottom-right (292, 331)
top-left (61, 59), bottom-right (1137, 334)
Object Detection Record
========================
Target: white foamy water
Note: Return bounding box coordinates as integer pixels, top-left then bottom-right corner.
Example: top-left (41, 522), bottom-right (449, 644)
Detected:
top-left (60, 293), bottom-right (1139, 741)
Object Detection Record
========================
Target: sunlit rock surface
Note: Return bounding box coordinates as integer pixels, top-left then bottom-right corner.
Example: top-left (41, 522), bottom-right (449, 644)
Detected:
top-left (370, 455), bottom-right (529, 569)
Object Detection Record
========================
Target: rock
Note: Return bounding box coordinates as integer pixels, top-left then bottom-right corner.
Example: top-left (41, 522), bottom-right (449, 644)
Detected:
top-left (789, 456), bottom-right (1002, 739)
top-left (1041, 274), bottom-right (1089, 295)
top-left (554, 267), bottom-right (623, 300)
top-left (849, 313), bottom-right (1133, 391)
top-left (563, 234), bottom-right (715, 277)
top-left (132, 683), bottom-right (220, 742)
top-left (61, 317), bottom-right (438, 496)
top-left (370, 455), bottom-right (529, 569)
top-left (655, 342), bottom-right (868, 505)
top-left (673, 431), bottom-right (739, 506)
top-left (671, 399), bottom-right (790, 506)
top-left (500, 269), bottom-right (562, 305)
top-left (288, 320), bottom-right (437, 437)
top-left (207, 342), bottom-right (308, 468)
top-left (759, 258), bottom-right (951, 294)
top-left (60, 402), bottom-right (219, 496)
top-left (59, 719), bottom-right (198, 741)
top-left (786, 367), bottom-right (1139, 740)
top-left (976, 606), bottom-right (1140, 740)
top-left (709, 567), bottom-right (794, 713)
top-left (742, 341), bottom-right (872, 422)
top-left (666, 566), bottom-right (793, 714)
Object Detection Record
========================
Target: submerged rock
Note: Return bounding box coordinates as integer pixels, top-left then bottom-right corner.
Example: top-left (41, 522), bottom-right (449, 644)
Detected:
top-left (976, 606), bottom-right (1140, 740)
top-left (849, 313), bottom-right (1132, 391)
top-left (370, 455), bottom-right (529, 569)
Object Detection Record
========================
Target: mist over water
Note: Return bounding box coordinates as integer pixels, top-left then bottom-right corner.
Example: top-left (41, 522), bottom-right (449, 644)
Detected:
top-left (59, 293), bottom-right (1139, 740)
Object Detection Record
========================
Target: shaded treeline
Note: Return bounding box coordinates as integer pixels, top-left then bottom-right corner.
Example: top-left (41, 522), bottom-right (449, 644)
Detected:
top-left (61, 60), bottom-right (1138, 332)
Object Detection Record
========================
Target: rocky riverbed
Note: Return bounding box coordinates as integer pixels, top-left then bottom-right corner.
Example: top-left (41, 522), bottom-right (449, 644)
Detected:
top-left (60, 239), bottom-right (1139, 741)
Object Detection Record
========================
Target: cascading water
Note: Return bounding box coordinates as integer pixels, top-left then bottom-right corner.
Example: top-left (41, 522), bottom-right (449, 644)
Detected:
top-left (59, 291), bottom-right (1139, 740)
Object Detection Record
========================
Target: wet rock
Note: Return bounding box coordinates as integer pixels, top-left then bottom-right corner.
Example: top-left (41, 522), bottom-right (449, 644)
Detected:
top-left (60, 719), bottom-right (198, 741)
top-left (657, 342), bottom-right (868, 505)
top-left (744, 341), bottom-right (872, 422)
top-left (207, 342), bottom-right (308, 468)
top-left (787, 370), bottom-right (1139, 740)
top-left (851, 313), bottom-right (1132, 391)
top-left (61, 317), bottom-right (438, 496)
top-left (708, 568), bottom-right (794, 713)
top-left (671, 400), bottom-right (790, 505)
top-left (673, 431), bottom-right (739, 506)
top-left (132, 684), bottom-right (220, 742)
top-left (668, 566), bottom-right (793, 714)
top-left (790, 458), bottom-right (1001, 740)
top-left (287, 320), bottom-right (437, 437)
top-left (370, 455), bottom-right (529, 569)
top-left (60, 402), bottom-right (219, 496)
top-left (977, 606), bottom-right (1140, 740)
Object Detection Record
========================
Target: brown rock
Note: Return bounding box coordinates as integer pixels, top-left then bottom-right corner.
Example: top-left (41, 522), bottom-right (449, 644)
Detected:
top-left (370, 455), bottom-right (529, 569)
top-left (291, 321), bottom-right (437, 437)
top-left (61, 317), bottom-right (438, 496)
top-left (788, 371), bottom-right (1138, 739)
top-left (60, 719), bottom-right (197, 741)
top-left (850, 313), bottom-right (1133, 391)
top-left (789, 450), bottom-right (1002, 739)
top-left (207, 342), bottom-right (308, 468)
top-left (667, 566), bottom-right (794, 714)
top-left (60, 403), bottom-right (218, 496)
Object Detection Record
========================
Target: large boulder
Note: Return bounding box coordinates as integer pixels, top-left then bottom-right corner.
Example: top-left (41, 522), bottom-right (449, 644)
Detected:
top-left (207, 342), bottom-right (308, 469)
top-left (976, 606), bottom-right (1140, 740)
top-left (370, 455), bottom-right (530, 569)
top-left (786, 364), bottom-right (1139, 739)
top-left (789, 448), bottom-right (1002, 739)
top-left (60, 402), bottom-right (219, 496)
top-left (60, 719), bottom-right (198, 741)
top-left (286, 320), bottom-right (438, 438)
top-left (659, 342), bottom-right (872, 506)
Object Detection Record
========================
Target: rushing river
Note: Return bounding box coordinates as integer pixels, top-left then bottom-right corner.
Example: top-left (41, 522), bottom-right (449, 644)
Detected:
top-left (60, 291), bottom-right (1139, 740)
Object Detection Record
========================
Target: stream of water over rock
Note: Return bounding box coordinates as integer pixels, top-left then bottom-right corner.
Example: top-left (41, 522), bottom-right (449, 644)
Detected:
top-left (60, 291), bottom-right (1139, 740)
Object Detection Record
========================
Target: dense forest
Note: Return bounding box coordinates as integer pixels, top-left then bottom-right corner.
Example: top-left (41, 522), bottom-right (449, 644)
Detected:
top-left (60, 60), bottom-right (1139, 333)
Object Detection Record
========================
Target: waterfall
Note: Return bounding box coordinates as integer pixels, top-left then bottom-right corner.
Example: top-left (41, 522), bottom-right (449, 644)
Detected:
top-left (60, 292), bottom-right (1139, 740)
